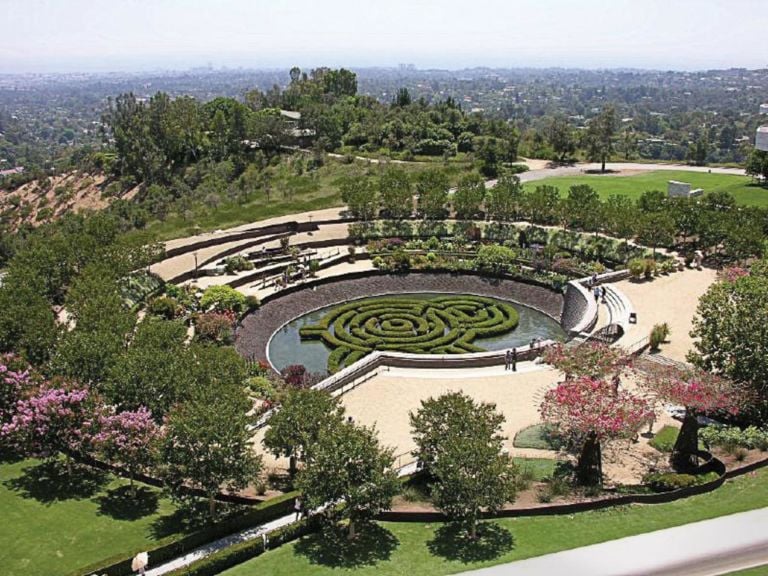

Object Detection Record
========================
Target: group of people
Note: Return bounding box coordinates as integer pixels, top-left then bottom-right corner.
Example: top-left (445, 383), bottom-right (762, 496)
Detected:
top-left (589, 274), bottom-right (608, 303)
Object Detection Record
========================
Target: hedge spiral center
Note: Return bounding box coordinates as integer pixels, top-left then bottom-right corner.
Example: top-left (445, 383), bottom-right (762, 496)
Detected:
top-left (299, 295), bottom-right (520, 372)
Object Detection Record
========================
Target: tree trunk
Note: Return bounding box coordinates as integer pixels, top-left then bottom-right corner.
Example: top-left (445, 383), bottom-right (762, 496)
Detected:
top-left (130, 470), bottom-right (136, 498)
top-left (671, 409), bottom-right (700, 472)
top-left (469, 519), bottom-right (477, 540)
top-left (577, 432), bottom-right (603, 486)
top-left (601, 154), bottom-right (607, 173)
top-left (289, 455), bottom-right (297, 478)
top-left (347, 517), bottom-right (356, 540)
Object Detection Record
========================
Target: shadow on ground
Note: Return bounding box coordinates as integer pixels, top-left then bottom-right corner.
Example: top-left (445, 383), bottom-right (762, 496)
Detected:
top-left (427, 521), bottom-right (515, 563)
top-left (96, 485), bottom-right (159, 520)
top-left (4, 459), bottom-right (108, 504)
top-left (294, 522), bottom-right (399, 568)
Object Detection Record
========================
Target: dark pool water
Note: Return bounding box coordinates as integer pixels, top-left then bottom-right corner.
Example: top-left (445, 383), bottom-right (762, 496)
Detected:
top-left (268, 293), bottom-right (566, 375)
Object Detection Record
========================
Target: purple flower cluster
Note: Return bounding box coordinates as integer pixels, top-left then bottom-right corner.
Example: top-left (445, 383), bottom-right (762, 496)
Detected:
top-left (93, 407), bottom-right (163, 473)
top-left (1, 385), bottom-right (93, 457)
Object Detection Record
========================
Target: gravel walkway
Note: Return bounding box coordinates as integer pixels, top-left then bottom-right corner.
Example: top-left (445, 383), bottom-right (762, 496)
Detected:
top-left (235, 273), bottom-right (564, 362)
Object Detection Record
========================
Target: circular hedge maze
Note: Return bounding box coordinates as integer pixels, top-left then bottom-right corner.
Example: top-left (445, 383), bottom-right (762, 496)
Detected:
top-left (298, 295), bottom-right (520, 373)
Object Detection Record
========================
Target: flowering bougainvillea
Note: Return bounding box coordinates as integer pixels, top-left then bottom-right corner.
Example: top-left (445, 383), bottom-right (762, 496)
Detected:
top-left (540, 376), bottom-right (653, 485)
top-left (718, 266), bottom-right (750, 283)
top-left (1, 384), bottom-right (95, 459)
top-left (541, 377), bottom-right (654, 442)
top-left (640, 364), bottom-right (747, 470)
top-left (542, 342), bottom-right (630, 380)
top-left (94, 406), bottom-right (164, 488)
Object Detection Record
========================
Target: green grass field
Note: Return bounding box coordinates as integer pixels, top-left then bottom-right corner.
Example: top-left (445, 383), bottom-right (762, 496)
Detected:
top-left (0, 458), bottom-right (190, 576)
top-left (524, 170), bottom-right (767, 206)
top-left (222, 466), bottom-right (768, 576)
top-left (723, 565), bottom-right (768, 576)
top-left (144, 157), bottom-right (472, 242)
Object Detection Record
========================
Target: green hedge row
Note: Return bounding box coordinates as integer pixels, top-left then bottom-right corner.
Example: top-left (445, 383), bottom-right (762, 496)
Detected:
top-left (163, 517), bottom-right (317, 576)
top-left (301, 295), bottom-right (520, 372)
top-left (76, 492), bottom-right (299, 576)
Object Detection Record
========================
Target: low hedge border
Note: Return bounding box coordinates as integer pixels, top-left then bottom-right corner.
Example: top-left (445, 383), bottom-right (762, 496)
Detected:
top-left (162, 516), bottom-right (319, 576)
top-left (76, 491), bottom-right (299, 576)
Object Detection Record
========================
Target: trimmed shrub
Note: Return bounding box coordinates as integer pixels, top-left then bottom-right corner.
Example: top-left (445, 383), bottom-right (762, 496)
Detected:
top-left (643, 471), bottom-right (720, 493)
top-left (200, 285), bottom-right (247, 314)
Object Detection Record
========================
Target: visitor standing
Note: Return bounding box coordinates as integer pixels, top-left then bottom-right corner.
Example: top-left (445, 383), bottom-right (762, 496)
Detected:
top-left (593, 286), bottom-right (600, 302)
top-left (511, 347), bottom-right (517, 372)
top-left (294, 497), bottom-right (302, 521)
top-left (504, 349), bottom-right (512, 371)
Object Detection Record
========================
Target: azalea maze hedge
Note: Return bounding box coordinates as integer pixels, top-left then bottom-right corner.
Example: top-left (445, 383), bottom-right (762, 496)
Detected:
top-left (299, 295), bottom-right (520, 372)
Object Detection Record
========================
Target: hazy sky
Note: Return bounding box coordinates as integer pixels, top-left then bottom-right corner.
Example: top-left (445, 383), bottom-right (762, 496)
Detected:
top-left (1, 0), bottom-right (767, 73)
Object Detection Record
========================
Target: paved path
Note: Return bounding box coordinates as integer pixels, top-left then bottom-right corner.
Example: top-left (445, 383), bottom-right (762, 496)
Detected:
top-left (461, 507), bottom-right (768, 576)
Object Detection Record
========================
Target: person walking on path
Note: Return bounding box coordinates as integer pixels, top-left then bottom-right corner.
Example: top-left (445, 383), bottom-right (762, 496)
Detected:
top-left (294, 498), bottom-right (302, 521)
top-left (504, 349), bottom-right (512, 371)
top-left (593, 286), bottom-right (600, 302)
top-left (511, 348), bottom-right (517, 372)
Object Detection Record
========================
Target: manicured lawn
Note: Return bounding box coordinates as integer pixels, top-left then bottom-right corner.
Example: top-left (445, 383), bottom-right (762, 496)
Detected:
top-left (222, 466), bottom-right (768, 576)
top-left (649, 425), bottom-right (680, 452)
top-left (0, 458), bottom-right (191, 576)
top-left (512, 457), bottom-right (557, 481)
top-left (512, 424), bottom-right (561, 451)
top-left (524, 171), bottom-right (768, 206)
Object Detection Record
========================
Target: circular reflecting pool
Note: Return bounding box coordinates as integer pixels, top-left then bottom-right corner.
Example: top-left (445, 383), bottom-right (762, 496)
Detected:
top-left (268, 293), bottom-right (566, 375)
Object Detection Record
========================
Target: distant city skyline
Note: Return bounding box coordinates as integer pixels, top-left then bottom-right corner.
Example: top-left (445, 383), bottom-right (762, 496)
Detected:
top-left (1, 0), bottom-right (767, 74)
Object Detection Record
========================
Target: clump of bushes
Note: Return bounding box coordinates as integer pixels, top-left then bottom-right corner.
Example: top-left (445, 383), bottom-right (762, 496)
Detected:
top-left (649, 322), bottom-right (670, 351)
top-left (200, 285), bottom-right (248, 314)
top-left (195, 311), bottom-right (236, 344)
top-left (700, 425), bottom-right (768, 452)
top-left (642, 471), bottom-right (720, 492)
top-left (224, 255), bottom-right (254, 275)
top-left (628, 258), bottom-right (656, 280)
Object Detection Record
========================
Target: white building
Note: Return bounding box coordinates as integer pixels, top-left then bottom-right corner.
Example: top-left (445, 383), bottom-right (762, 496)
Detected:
top-left (760, 103), bottom-right (768, 115)
top-left (757, 126), bottom-right (768, 152)
top-left (668, 180), bottom-right (703, 198)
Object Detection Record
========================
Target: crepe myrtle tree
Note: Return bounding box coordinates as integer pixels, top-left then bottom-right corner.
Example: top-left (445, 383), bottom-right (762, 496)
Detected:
top-left (296, 419), bottom-right (399, 540)
top-left (263, 387), bottom-right (345, 477)
top-left (542, 342), bottom-right (630, 381)
top-left (410, 392), bottom-right (517, 539)
top-left (94, 406), bottom-right (164, 496)
top-left (0, 354), bottom-right (41, 424)
top-left (541, 377), bottom-right (653, 486)
top-left (1, 383), bottom-right (98, 472)
top-left (641, 365), bottom-right (746, 471)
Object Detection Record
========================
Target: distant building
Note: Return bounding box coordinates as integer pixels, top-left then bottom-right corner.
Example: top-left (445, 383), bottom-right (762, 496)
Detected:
top-left (668, 180), bottom-right (703, 198)
top-left (757, 126), bottom-right (768, 152)
top-left (0, 166), bottom-right (24, 177)
top-left (760, 104), bottom-right (768, 115)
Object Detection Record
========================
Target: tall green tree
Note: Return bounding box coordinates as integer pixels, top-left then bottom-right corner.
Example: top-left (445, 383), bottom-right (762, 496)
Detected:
top-left (689, 261), bottom-right (768, 420)
top-left (546, 115), bottom-right (576, 163)
top-left (263, 388), bottom-right (345, 477)
top-left (415, 170), bottom-right (449, 219)
top-left (297, 420), bottom-right (399, 539)
top-left (486, 173), bottom-right (524, 221)
top-left (410, 392), bottom-right (516, 539)
top-left (452, 173), bottom-right (486, 220)
top-left (340, 176), bottom-right (379, 221)
top-left (163, 378), bottom-right (261, 518)
top-left (585, 105), bottom-right (617, 173)
top-left (378, 168), bottom-right (413, 219)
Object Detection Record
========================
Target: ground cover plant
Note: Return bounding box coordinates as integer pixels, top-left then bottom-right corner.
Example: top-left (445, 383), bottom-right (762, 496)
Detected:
top-left (298, 295), bottom-right (520, 372)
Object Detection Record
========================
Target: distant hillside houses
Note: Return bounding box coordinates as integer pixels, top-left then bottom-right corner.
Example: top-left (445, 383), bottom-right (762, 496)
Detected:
top-left (0, 166), bottom-right (24, 178)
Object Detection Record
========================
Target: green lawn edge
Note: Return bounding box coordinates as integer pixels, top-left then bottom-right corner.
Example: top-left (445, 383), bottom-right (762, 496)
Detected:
top-left (221, 466), bottom-right (768, 576)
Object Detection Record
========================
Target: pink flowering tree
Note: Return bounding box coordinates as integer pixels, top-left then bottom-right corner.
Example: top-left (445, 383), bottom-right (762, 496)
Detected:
top-left (0, 354), bottom-right (40, 424)
top-left (94, 406), bottom-right (164, 495)
top-left (641, 365), bottom-right (746, 470)
top-left (1, 384), bottom-right (96, 470)
top-left (542, 342), bottom-right (630, 381)
top-left (541, 377), bottom-right (654, 485)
